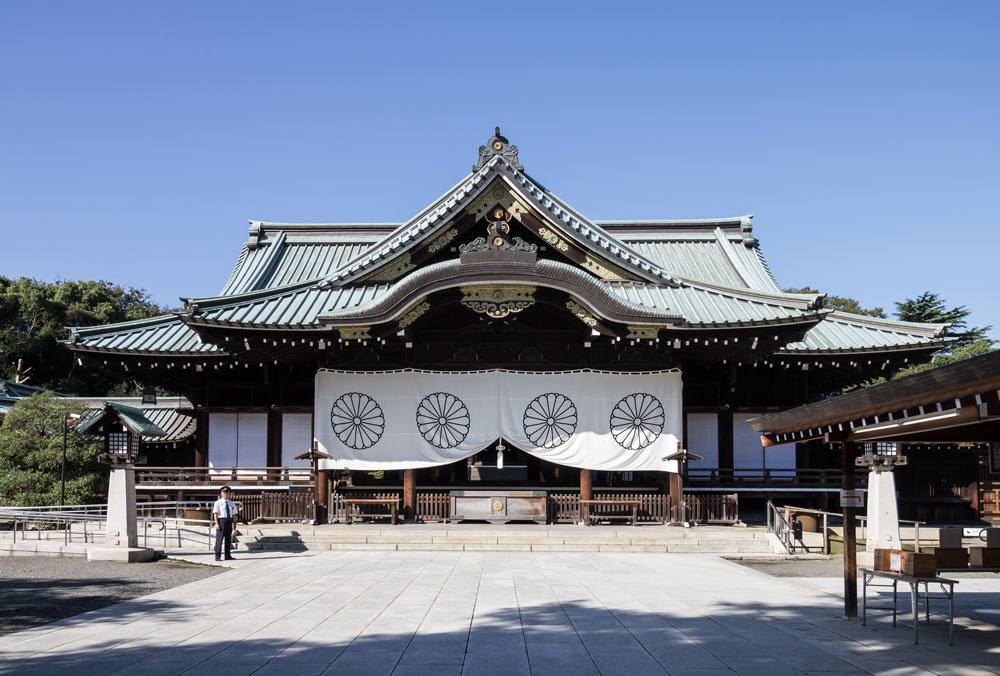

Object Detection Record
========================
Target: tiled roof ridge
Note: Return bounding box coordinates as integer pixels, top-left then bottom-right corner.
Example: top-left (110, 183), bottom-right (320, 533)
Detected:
top-left (824, 310), bottom-right (948, 337)
top-left (184, 277), bottom-right (320, 313)
top-left (68, 313), bottom-right (182, 338)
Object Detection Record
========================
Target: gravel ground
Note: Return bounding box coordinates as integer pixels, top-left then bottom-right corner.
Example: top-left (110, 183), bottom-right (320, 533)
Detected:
top-left (734, 556), bottom-right (1000, 579)
top-left (0, 556), bottom-right (224, 637)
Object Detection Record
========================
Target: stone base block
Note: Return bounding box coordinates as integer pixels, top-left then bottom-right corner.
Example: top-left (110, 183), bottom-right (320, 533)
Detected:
top-left (87, 547), bottom-right (156, 563)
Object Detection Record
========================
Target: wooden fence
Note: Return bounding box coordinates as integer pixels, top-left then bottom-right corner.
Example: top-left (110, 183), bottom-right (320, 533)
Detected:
top-left (234, 492), bottom-right (314, 523)
top-left (686, 493), bottom-right (739, 524)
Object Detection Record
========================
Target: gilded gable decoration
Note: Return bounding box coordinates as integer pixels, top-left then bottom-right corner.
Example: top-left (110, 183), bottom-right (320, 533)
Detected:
top-left (364, 253), bottom-right (416, 281)
top-left (460, 285), bottom-right (536, 319)
top-left (398, 300), bottom-right (431, 329)
top-left (339, 326), bottom-right (372, 340)
top-left (427, 229), bottom-right (458, 254)
top-left (537, 227), bottom-right (570, 252)
top-left (565, 298), bottom-right (599, 327)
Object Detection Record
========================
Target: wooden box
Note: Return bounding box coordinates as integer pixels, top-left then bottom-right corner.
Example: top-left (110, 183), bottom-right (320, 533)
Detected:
top-left (970, 547), bottom-right (1000, 568)
top-left (930, 547), bottom-right (968, 569)
top-left (876, 549), bottom-right (936, 577)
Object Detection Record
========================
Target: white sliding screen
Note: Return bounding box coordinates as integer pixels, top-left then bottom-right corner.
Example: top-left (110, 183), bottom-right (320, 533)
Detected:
top-left (208, 412), bottom-right (268, 476)
top-left (685, 413), bottom-right (718, 470)
top-left (208, 414), bottom-right (238, 473)
top-left (732, 413), bottom-right (764, 476)
top-left (282, 412), bottom-right (314, 473)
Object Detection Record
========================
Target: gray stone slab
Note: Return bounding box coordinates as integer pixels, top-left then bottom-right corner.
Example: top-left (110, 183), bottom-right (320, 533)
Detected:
top-left (526, 641), bottom-right (593, 665)
top-left (322, 650), bottom-right (400, 675)
top-left (589, 651), bottom-right (669, 676)
top-left (717, 656), bottom-right (807, 676)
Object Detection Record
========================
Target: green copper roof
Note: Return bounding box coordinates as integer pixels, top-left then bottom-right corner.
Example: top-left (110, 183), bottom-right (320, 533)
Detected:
top-left (76, 401), bottom-right (168, 438)
top-left (69, 315), bottom-right (222, 355)
top-left (778, 311), bottom-right (948, 354)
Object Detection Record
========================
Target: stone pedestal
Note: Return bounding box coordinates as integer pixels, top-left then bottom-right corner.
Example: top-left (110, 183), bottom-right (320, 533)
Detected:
top-left (865, 467), bottom-right (902, 552)
top-left (91, 464), bottom-right (154, 563)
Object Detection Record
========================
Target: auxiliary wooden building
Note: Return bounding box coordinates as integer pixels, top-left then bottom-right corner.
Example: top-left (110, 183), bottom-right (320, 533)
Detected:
top-left (65, 130), bottom-right (948, 523)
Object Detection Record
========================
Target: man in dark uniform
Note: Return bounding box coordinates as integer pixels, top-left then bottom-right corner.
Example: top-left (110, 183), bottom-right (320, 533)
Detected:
top-left (212, 486), bottom-right (238, 561)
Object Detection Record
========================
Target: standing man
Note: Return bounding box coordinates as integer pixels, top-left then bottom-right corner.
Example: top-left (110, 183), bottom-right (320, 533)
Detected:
top-left (212, 486), bottom-right (238, 561)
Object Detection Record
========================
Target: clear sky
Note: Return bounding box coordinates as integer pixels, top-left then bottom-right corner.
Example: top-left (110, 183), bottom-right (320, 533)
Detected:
top-left (2, 2), bottom-right (997, 338)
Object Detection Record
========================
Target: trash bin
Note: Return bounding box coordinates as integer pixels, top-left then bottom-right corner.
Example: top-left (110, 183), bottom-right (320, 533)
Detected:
top-left (183, 509), bottom-right (210, 526)
top-left (794, 513), bottom-right (818, 533)
top-left (792, 519), bottom-right (803, 541)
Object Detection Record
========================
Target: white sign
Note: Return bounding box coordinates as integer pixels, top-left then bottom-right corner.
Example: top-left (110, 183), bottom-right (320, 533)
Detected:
top-left (840, 489), bottom-right (865, 508)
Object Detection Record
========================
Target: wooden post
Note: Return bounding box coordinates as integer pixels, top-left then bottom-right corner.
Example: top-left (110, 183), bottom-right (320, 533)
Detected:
top-left (579, 468), bottom-right (593, 524)
top-left (194, 411), bottom-right (208, 469)
top-left (668, 471), bottom-right (683, 523)
top-left (316, 469), bottom-right (330, 520)
top-left (842, 441), bottom-right (858, 619)
top-left (580, 468), bottom-right (592, 501)
top-left (403, 469), bottom-right (416, 521)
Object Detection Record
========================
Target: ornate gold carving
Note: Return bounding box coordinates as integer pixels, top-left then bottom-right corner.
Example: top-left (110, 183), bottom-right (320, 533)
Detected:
top-left (427, 228), bottom-right (458, 254)
top-left (339, 326), bottom-right (372, 340)
top-left (583, 254), bottom-right (631, 280)
top-left (626, 325), bottom-right (662, 340)
top-left (365, 253), bottom-right (415, 281)
top-left (537, 227), bottom-right (570, 252)
top-left (469, 179), bottom-right (529, 222)
top-left (460, 285), bottom-right (536, 319)
top-left (565, 299), bottom-right (598, 327)
top-left (398, 300), bottom-right (431, 329)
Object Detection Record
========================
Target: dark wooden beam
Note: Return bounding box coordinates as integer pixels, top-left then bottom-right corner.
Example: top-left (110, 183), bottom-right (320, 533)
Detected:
top-left (842, 441), bottom-right (858, 620)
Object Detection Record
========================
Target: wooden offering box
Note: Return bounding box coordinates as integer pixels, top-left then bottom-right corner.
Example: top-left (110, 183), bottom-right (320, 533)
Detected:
top-left (930, 548), bottom-right (968, 569)
top-left (970, 548), bottom-right (1000, 568)
top-left (875, 548), bottom-right (936, 577)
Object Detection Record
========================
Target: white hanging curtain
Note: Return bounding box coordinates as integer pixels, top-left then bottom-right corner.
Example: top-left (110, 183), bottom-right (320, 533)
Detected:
top-left (314, 369), bottom-right (681, 472)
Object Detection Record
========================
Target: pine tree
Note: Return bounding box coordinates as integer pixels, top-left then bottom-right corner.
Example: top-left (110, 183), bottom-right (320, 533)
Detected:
top-left (894, 292), bottom-right (992, 347)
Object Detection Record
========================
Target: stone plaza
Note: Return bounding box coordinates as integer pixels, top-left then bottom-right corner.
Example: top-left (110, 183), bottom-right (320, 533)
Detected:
top-left (3, 550), bottom-right (1000, 676)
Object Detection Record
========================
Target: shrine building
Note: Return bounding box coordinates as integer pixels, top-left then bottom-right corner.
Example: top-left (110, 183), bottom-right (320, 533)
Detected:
top-left (65, 129), bottom-right (949, 524)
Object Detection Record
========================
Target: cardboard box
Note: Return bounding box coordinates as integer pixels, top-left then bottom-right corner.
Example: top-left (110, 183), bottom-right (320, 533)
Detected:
top-left (938, 528), bottom-right (964, 549)
top-left (970, 547), bottom-right (1000, 568)
top-left (930, 547), bottom-right (968, 569)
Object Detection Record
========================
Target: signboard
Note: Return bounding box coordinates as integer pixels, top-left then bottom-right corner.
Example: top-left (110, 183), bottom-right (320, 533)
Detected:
top-left (840, 489), bottom-right (864, 508)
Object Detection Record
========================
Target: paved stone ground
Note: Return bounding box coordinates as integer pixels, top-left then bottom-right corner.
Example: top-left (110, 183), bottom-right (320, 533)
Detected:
top-left (3, 550), bottom-right (1000, 675)
top-left (0, 556), bottom-right (224, 636)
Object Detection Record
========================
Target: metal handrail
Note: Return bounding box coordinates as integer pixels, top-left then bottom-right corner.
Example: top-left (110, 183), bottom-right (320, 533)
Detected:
top-left (0, 501), bottom-right (242, 551)
top-left (767, 503), bottom-right (926, 554)
top-left (766, 500), bottom-right (795, 554)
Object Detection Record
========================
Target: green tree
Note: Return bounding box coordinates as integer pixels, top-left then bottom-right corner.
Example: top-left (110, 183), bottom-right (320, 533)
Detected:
top-left (889, 338), bottom-right (995, 380)
top-left (0, 393), bottom-right (106, 506)
top-left (784, 287), bottom-right (886, 318)
top-left (894, 291), bottom-right (992, 347)
top-left (0, 277), bottom-right (167, 394)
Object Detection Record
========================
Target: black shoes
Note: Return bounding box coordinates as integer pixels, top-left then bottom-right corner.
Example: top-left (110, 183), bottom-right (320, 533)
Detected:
top-left (224, 556), bottom-right (235, 560)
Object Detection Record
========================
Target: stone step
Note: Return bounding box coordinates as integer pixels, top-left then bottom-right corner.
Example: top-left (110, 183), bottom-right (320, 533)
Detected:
top-left (242, 540), bottom-right (774, 553)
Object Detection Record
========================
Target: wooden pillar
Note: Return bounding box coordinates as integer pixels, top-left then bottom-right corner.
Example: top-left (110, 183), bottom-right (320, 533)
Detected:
top-left (842, 441), bottom-right (858, 619)
top-left (316, 469), bottom-right (331, 524)
top-left (194, 411), bottom-right (208, 469)
top-left (403, 469), bottom-right (416, 521)
top-left (668, 471), bottom-right (683, 523)
top-left (580, 468), bottom-right (592, 501)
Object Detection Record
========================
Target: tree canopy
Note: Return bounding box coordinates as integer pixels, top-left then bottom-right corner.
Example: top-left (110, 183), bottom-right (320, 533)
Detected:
top-left (0, 393), bottom-right (106, 506)
top-left (0, 277), bottom-right (168, 395)
top-left (895, 291), bottom-right (992, 347)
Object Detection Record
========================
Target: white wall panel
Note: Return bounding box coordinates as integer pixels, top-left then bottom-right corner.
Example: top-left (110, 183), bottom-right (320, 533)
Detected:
top-left (282, 413), bottom-right (314, 468)
top-left (237, 413), bottom-right (268, 470)
top-left (685, 413), bottom-right (718, 469)
top-left (732, 413), bottom-right (764, 475)
top-left (208, 414), bottom-right (238, 471)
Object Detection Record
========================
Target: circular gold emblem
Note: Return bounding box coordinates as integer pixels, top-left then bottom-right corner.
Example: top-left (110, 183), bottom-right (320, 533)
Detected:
top-left (492, 500), bottom-right (504, 511)
top-left (493, 237), bottom-right (505, 247)
top-left (493, 141), bottom-right (503, 151)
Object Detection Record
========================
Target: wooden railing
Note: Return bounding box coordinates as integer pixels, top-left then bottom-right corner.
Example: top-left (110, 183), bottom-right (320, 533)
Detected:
top-left (686, 467), bottom-right (857, 488)
top-left (136, 466), bottom-right (312, 486)
top-left (330, 491), bottom-right (402, 523)
top-left (233, 492), bottom-right (314, 523)
top-left (687, 493), bottom-right (739, 524)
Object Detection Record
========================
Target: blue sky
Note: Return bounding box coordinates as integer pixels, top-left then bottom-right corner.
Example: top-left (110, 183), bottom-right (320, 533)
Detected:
top-left (2, 2), bottom-right (997, 337)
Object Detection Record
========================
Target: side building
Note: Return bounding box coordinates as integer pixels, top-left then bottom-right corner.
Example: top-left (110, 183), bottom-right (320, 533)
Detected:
top-left (65, 130), bottom-right (949, 523)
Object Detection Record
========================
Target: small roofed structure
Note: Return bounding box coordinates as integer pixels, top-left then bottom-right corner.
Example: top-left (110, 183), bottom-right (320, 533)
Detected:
top-left (750, 351), bottom-right (1000, 446)
top-left (76, 401), bottom-right (167, 464)
top-left (750, 350), bottom-right (1000, 620)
